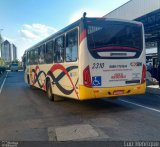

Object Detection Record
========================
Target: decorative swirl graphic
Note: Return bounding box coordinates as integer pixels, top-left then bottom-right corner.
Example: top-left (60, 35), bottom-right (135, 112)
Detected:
top-left (32, 69), bottom-right (46, 88)
top-left (31, 64), bottom-right (78, 97)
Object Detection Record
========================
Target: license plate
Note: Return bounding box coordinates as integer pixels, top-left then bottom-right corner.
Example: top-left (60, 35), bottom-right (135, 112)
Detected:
top-left (113, 90), bottom-right (124, 95)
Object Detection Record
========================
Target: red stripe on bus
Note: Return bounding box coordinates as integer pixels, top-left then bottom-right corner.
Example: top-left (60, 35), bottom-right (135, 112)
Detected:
top-left (91, 46), bottom-right (140, 52)
top-left (43, 84), bottom-right (46, 91)
top-left (32, 65), bottom-right (40, 85)
top-left (80, 29), bottom-right (86, 44)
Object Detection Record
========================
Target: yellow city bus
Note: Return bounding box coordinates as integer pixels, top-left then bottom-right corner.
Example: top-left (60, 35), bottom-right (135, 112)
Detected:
top-left (25, 15), bottom-right (146, 101)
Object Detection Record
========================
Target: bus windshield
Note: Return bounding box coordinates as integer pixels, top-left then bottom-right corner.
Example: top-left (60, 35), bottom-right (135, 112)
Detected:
top-left (87, 20), bottom-right (143, 59)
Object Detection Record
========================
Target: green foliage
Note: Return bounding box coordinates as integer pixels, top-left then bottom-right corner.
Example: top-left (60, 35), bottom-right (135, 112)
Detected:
top-left (12, 59), bottom-right (19, 64)
top-left (0, 57), bottom-right (5, 66)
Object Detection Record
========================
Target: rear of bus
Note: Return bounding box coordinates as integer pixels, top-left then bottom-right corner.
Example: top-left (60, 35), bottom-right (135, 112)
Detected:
top-left (79, 18), bottom-right (146, 100)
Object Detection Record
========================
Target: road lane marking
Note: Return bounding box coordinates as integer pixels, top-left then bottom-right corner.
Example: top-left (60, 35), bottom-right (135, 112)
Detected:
top-left (120, 99), bottom-right (160, 113)
top-left (0, 72), bottom-right (8, 94)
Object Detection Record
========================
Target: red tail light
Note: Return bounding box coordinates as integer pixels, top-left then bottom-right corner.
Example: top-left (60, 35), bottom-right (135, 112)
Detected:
top-left (83, 66), bottom-right (92, 88)
top-left (141, 64), bottom-right (146, 84)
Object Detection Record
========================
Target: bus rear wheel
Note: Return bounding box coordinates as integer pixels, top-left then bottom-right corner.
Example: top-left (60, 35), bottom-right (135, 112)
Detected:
top-left (27, 75), bottom-right (36, 89)
top-left (46, 80), bottom-right (54, 101)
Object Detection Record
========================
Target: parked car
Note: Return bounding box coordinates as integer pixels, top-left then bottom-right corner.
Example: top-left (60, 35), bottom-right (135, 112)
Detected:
top-left (10, 63), bottom-right (18, 72)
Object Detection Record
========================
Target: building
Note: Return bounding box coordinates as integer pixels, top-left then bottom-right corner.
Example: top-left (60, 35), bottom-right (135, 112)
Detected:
top-left (1, 40), bottom-right (12, 62)
top-left (104, 0), bottom-right (160, 66)
top-left (0, 40), bottom-right (17, 62)
top-left (11, 44), bottom-right (17, 61)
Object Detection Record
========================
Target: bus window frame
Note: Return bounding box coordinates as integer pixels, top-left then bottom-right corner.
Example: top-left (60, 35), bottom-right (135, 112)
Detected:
top-left (54, 34), bottom-right (65, 63)
top-left (45, 39), bottom-right (54, 64)
top-left (65, 27), bottom-right (79, 63)
top-left (38, 44), bottom-right (45, 64)
top-left (27, 51), bottom-right (30, 65)
top-left (29, 49), bottom-right (35, 65)
top-left (26, 26), bottom-right (79, 66)
top-left (34, 48), bottom-right (39, 64)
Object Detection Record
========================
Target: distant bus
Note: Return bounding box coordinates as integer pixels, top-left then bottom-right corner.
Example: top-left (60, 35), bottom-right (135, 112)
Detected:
top-left (24, 15), bottom-right (146, 101)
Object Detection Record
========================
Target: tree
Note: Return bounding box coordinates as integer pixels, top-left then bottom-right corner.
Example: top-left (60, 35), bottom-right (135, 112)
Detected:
top-left (12, 59), bottom-right (19, 64)
top-left (0, 57), bottom-right (5, 66)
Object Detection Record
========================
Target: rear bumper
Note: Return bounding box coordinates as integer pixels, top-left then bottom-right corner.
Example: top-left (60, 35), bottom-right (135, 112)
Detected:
top-left (79, 82), bottom-right (146, 100)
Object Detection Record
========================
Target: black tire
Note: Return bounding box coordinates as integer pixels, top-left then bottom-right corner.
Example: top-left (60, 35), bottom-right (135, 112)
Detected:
top-left (27, 75), bottom-right (36, 89)
top-left (46, 80), bottom-right (54, 101)
top-left (27, 75), bottom-right (30, 85)
top-left (30, 85), bottom-right (37, 89)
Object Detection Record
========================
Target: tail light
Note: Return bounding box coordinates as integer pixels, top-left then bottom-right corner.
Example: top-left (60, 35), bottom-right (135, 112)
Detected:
top-left (141, 64), bottom-right (146, 84)
top-left (83, 66), bottom-right (92, 88)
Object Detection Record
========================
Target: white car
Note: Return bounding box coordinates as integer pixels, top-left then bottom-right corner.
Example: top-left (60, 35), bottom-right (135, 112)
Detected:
top-left (10, 63), bottom-right (18, 72)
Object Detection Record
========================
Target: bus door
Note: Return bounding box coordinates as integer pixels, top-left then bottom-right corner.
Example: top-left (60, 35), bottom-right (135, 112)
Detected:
top-left (63, 28), bottom-right (79, 96)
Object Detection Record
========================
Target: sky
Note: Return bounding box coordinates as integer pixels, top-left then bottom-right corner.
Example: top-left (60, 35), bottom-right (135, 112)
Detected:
top-left (0, 0), bottom-right (130, 60)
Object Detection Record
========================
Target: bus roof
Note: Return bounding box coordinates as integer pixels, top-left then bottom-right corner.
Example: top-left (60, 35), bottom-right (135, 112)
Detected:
top-left (26, 17), bottom-right (142, 52)
top-left (26, 18), bottom-right (82, 52)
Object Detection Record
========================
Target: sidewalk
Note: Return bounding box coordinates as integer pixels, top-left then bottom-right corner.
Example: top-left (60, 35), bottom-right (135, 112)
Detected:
top-left (146, 85), bottom-right (160, 95)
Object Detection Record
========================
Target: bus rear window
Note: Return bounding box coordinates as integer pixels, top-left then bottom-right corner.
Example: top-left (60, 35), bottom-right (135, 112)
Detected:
top-left (87, 20), bottom-right (143, 59)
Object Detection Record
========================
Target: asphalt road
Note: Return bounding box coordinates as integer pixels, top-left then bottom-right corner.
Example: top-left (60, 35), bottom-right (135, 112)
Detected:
top-left (0, 71), bottom-right (160, 141)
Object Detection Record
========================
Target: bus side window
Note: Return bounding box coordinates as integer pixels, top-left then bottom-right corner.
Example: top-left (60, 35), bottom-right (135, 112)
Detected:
top-left (29, 50), bottom-right (35, 65)
top-left (66, 29), bottom-right (78, 62)
top-left (54, 35), bottom-right (65, 63)
top-left (34, 48), bottom-right (39, 64)
top-left (27, 51), bottom-right (30, 65)
top-left (46, 41), bottom-right (53, 64)
top-left (38, 44), bottom-right (45, 64)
